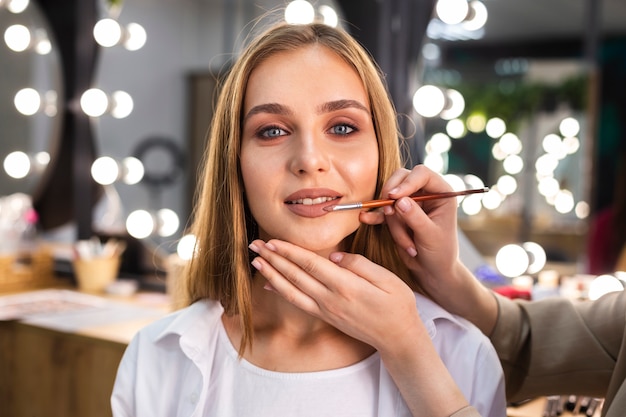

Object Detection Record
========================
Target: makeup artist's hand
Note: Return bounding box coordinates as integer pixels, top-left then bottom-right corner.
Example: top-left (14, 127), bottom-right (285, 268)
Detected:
top-left (248, 238), bottom-right (420, 351)
top-left (358, 165), bottom-right (497, 333)
top-left (359, 165), bottom-right (460, 292)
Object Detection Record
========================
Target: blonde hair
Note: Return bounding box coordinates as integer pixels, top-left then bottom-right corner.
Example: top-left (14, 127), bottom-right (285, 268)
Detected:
top-left (184, 22), bottom-right (415, 354)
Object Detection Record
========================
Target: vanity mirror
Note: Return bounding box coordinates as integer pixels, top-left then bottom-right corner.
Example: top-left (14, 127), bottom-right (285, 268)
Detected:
top-left (0, 0), bottom-right (61, 199)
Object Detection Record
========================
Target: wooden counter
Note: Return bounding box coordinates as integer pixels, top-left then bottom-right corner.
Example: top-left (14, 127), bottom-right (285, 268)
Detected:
top-left (0, 289), bottom-right (170, 417)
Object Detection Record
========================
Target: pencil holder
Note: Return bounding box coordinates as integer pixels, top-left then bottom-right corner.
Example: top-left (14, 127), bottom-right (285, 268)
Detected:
top-left (73, 256), bottom-right (121, 293)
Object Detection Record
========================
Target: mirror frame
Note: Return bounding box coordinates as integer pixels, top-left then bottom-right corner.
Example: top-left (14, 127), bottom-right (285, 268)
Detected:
top-left (33, 0), bottom-right (102, 239)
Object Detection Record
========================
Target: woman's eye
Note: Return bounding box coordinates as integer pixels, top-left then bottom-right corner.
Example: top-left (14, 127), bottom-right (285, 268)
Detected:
top-left (258, 126), bottom-right (287, 138)
top-left (330, 124), bottom-right (355, 135)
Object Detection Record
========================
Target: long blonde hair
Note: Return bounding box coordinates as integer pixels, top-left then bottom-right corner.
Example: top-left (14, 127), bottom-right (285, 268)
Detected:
top-left (184, 22), bottom-right (414, 354)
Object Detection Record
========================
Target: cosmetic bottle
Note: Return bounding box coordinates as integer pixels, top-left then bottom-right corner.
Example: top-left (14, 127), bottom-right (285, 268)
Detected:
top-left (531, 269), bottom-right (561, 300)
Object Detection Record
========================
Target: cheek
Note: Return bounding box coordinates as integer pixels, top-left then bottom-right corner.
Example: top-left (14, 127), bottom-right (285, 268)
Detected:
top-left (349, 144), bottom-right (379, 197)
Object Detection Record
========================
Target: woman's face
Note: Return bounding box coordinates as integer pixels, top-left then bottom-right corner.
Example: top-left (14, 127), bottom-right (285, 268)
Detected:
top-left (240, 45), bottom-right (379, 254)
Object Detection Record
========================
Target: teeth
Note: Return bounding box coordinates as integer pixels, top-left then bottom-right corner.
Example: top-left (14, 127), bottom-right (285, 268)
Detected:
top-left (287, 196), bottom-right (338, 205)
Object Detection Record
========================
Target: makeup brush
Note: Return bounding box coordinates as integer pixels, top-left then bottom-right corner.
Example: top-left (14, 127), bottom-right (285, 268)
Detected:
top-left (323, 187), bottom-right (489, 212)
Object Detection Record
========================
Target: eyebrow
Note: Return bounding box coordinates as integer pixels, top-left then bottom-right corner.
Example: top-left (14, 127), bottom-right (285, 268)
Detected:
top-left (318, 99), bottom-right (369, 114)
top-left (244, 103), bottom-right (292, 123)
top-left (243, 99), bottom-right (370, 123)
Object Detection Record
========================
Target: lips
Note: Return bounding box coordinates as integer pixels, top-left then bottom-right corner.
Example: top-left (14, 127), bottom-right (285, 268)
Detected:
top-left (284, 188), bottom-right (342, 217)
top-left (286, 196), bottom-right (339, 206)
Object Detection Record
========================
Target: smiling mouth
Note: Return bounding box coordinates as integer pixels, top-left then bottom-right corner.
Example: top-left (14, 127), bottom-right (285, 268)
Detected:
top-left (285, 196), bottom-right (340, 205)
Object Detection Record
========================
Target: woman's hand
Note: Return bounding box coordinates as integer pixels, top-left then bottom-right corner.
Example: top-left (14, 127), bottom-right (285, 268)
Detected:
top-left (248, 238), bottom-right (474, 417)
top-left (248, 239), bottom-right (420, 354)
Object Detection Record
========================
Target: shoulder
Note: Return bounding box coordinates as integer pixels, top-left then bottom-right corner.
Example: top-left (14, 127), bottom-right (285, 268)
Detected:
top-left (128, 299), bottom-right (223, 352)
top-left (414, 292), bottom-right (484, 340)
top-left (113, 299), bottom-right (223, 416)
top-left (414, 292), bottom-right (497, 362)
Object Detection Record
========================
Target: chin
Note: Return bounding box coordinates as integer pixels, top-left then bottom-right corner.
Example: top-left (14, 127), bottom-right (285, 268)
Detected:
top-left (277, 227), bottom-right (354, 254)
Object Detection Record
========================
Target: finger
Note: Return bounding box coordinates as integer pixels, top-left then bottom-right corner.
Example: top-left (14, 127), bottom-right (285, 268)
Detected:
top-left (358, 210), bottom-right (386, 225)
top-left (387, 165), bottom-right (452, 200)
top-left (392, 195), bottom-right (457, 254)
top-left (379, 167), bottom-right (410, 197)
top-left (384, 197), bottom-right (430, 257)
top-left (328, 251), bottom-right (396, 291)
top-left (250, 254), bottom-right (320, 313)
top-left (250, 239), bottom-right (338, 292)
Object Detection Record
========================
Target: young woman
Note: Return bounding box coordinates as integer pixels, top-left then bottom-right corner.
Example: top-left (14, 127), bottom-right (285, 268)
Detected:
top-left (111, 21), bottom-right (505, 417)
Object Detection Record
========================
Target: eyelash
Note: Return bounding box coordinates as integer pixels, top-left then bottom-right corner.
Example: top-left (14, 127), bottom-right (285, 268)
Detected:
top-left (254, 122), bottom-right (358, 140)
top-left (256, 125), bottom-right (287, 139)
top-left (329, 123), bottom-right (357, 136)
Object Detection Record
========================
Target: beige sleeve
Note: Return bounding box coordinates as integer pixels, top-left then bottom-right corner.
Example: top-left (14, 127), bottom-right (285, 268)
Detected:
top-left (490, 292), bottom-right (624, 402)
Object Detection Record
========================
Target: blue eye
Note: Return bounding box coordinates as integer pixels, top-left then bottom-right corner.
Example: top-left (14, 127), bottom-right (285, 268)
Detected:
top-left (258, 126), bottom-right (287, 138)
top-left (330, 124), bottom-right (355, 135)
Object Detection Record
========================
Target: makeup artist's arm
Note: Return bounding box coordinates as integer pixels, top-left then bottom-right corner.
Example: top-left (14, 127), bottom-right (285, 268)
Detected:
top-left (359, 165), bottom-right (498, 335)
top-left (491, 291), bottom-right (625, 403)
top-left (248, 239), bottom-right (480, 417)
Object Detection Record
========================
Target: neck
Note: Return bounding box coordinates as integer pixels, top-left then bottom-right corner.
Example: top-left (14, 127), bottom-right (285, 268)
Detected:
top-left (221, 274), bottom-right (375, 372)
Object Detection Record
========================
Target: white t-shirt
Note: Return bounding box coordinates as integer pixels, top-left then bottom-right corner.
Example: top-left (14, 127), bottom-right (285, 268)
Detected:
top-left (111, 294), bottom-right (506, 417)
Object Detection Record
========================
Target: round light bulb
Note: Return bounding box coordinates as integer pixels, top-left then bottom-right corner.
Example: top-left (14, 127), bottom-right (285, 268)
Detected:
top-left (588, 274), bottom-right (624, 301)
top-left (502, 154), bottom-right (524, 175)
top-left (124, 22), bottom-right (147, 51)
top-left (462, 1), bottom-right (488, 31)
top-left (122, 157), bottom-right (144, 185)
top-left (126, 210), bottom-right (154, 239)
top-left (3, 151), bottom-right (31, 179)
top-left (482, 188), bottom-right (503, 210)
top-left (94, 18), bottom-right (122, 47)
top-left (111, 90), bottom-right (133, 119)
top-left (559, 117), bottom-right (580, 137)
top-left (157, 208), bottom-right (180, 237)
top-left (498, 132), bottom-right (522, 155)
top-left (485, 117), bottom-right (506, 138)
top-left (7, 0), bottom-right (29, 13)
top-left (426, 133), bottom-right (452, 154)
top-left (284, 0), bottom-right (315, 24)
top-left (80, 88), bottom-right (109, 117)
top-left (446, 118), bottom-right (466, 138)
top-left (14, 88), bottom-right (41, 115)
top-left (439, 89), bottom-right (465, 120)
top-left (91, 156), bottom-right (119, 185)
top-left (554, 189), bottom-right (575, 214)
top-left (413, 85), bottom-right (445, 118)
top-left (177, 234), bottom-right (197, 261)
top-left (495, 244), bottom-right (529, 278)
top-left (496, 174), bottom-right (517, 195)
top-left (319, 5), bottom-right (338, 27)
top-left (523, 241), bottom-right (546, 274)
top-left (4, 24), bottom-right (31, 52)
top-left (436, 0), bottom-right (469, 25)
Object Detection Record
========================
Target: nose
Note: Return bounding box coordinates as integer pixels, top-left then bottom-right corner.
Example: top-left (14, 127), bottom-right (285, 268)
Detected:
top-left (288, 132), bottom-right (331, 175)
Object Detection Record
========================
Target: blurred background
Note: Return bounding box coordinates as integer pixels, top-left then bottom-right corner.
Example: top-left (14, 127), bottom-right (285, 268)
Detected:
top-left (2, 0), bottom-right (625, 286)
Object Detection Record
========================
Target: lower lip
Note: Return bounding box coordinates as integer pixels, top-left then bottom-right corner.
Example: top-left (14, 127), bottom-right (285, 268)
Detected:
top-left (285, 201), bottom-right (337, 218)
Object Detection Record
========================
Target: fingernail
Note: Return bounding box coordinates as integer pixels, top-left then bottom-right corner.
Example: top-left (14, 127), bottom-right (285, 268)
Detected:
top-left (251, 259), bottom-right (262, 270)
top-left (265, 242), bottom-right (277, 251)
top-left (248, 242), bottom-right (260, 253)
top-left (388, 187), bottom-right (400, 195)
top-left (396, 197), bottom-right (411, 213)
top-left (383, 206), bottom-right (394, 215)
top-left (263, 282), bottom-right (276, 292)
top-left (406, 246), bottom-right (418, 257)
top-left (329, 252), bottom-right (344, 263)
